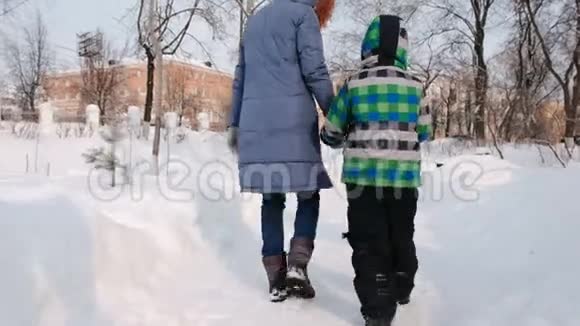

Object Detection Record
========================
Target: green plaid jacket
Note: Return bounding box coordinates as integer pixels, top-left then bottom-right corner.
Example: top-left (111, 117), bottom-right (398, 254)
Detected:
top-left (320, 17), bottom-right (432, 188)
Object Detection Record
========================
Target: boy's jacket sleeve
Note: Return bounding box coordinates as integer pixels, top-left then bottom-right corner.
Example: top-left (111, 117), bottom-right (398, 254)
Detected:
top-left (320, 83), bottom-right (350, 148)
top-left (417, 99), bottom-right (432, 143)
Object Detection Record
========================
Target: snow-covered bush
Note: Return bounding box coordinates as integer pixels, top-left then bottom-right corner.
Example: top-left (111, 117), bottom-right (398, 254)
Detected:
top-left (55, 123), bottom-right (86, 139)
top-left (83, 122), bottom-right (127, 187)
top-left (12, 122), bottom-right (39, 139)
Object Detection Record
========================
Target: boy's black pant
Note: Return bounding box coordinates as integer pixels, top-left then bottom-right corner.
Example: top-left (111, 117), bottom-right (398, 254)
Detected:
top-left (345, 184), bottom-right (418, 320)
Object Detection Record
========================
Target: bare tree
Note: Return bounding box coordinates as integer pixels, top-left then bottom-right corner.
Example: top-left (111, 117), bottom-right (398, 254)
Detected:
top-left (414, 39), bottom-right (445, 93)
top-left (164, 65), bottom-right (199, 126)
top-left (233, 0), bottom-right (270, 43)
top-left (0, 78), bottom-right (8, 120)
top-left (0, 78), bottom-right (6, 100)
top-left (80, 37), bottom-right (127, 122)
top-left (329, 0), bottom-right (423, 75)
top-left (137, 0), bottom-right (225, 123)
top-left (233, 0), bottom-right (269, 17)
top-left (523, 0), bottom-right (579, 150)
top-left (5, 13), bottom-right (51, 113)
top-left (437, 77), bottom-right (460, 137)
top-left (487, 1), bottom-right (554, 143)
top-left (424, 0), bottom-right (499, 142)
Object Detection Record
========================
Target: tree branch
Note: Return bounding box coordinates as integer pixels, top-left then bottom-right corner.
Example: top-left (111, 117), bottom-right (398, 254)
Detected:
top-left (137, 0), bottom-right (146, 46)
top-left (184, 32), bottom-right (217, 67)
top-left (427, 2), bottom-right (476, 37)
top-left (162, 0), bottom-right (199, 54)
top-left (523, 0), bottom-right (569, 97)
top-left (0, 0), bottom-right (29, 16)
top-left (233, 0), bottom-right (250, 17)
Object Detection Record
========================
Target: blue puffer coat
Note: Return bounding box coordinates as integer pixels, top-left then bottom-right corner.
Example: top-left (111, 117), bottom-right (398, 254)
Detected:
top-left (230, 0), bottom-right (335, 193)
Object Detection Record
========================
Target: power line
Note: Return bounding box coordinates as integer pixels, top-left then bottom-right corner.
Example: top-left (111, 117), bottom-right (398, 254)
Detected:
top-left (53, 43), bottom-right (77, 53)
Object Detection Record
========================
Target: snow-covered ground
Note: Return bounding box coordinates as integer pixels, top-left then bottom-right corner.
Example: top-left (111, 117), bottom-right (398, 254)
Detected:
top-left (1, 131), bottom-right (579, 326)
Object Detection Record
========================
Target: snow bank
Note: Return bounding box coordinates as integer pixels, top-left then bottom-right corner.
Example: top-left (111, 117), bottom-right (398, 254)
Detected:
top-left (0, 134), bottom-right (579, 326)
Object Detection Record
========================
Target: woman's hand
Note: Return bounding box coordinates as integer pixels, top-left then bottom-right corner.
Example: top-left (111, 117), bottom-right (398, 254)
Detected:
top-left (227, 127), bottom-right (238, 153)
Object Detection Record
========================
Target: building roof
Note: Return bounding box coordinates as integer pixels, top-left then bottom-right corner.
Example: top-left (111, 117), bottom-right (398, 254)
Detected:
top-left (48, 56), bottom-right (233, 78)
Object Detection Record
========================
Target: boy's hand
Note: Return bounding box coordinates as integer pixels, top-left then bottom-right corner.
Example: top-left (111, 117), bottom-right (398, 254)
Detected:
top-left (320, 126), bottom-right (345, 149)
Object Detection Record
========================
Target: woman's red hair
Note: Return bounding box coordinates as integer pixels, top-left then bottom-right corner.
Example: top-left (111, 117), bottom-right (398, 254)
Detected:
top-left (315, 0), bottom-right (335, 28)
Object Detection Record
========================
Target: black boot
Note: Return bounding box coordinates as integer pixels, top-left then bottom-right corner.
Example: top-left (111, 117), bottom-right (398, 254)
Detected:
top-left (262, 254), bottom-right (288, 302)
top-left (395, 272), bottom-right (413, 305)
top-left (346, 235), bottom-right (397, 322)
top-left (286, 237), bottom-right (316, 299)
top-left (364, 316), bottom-right (393, 326)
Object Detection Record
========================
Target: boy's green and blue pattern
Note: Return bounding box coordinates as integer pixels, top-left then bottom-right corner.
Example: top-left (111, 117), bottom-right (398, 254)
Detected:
top-left (322, 17), bottom-right (432, 189)
top-left (361, 16), bottom-right (409, 70)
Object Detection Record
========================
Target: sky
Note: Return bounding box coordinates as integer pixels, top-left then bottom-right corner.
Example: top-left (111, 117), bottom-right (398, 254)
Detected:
top-left (1, 0), bottom-right (134, 69)
top-left (0, 0), bottom-right (510, 79)
top-left (0, 0), bottom-right (237, 74)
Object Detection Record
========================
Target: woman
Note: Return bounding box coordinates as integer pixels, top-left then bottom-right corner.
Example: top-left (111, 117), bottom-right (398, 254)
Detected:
top-left (228, 0), bottom-right (335, 302)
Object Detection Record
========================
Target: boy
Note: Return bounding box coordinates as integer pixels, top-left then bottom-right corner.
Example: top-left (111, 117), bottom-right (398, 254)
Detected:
top-left (321, 15), bottom-right (431, 326)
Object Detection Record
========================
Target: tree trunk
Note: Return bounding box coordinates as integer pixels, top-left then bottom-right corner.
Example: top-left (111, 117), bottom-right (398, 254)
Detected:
top-left (432, 102), bottom-right (439, 138)
top-left (446, 107), bottom-right (452, 136)
top-left (570, 1), bottom-right (580, 138)
top-left (502, 106), bottom-right (517, 141)
top-left (565, 93), bottom-right (576, 138)
top-left (29, 96), bottom-right (35, 113)
top-left (465, 90), bottom-right (473, 136)
top-left (573, 69), bottom-right (579, 137)
top-left (99, 98), bottom-right (106, 125)
top-left (474, 31), bottom-right (488, 142)
top-left (144, 51), bottom-right (155, 123)
top-left (447, 85), bottom-right (457, 137)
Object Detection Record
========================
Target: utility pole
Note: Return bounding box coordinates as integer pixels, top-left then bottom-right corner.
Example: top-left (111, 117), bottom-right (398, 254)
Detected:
top-left (238, 0), bottom-right (256, 45)
top-left (149, 0), bottom-right (163, 174)
top-left (238, 2), bottom-right (244, 47)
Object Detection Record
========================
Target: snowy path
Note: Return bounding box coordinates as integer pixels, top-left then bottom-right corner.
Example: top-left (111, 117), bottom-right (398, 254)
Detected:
top-left (0, 134), bottom-right (579, 326)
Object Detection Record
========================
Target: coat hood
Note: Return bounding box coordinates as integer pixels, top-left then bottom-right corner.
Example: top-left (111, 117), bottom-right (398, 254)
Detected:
top-left (361, 15), bottom-right (409, 70)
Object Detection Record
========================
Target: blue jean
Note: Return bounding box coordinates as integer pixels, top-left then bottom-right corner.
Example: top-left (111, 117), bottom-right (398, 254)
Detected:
top-left (261, 192), bottom-right (320, 257)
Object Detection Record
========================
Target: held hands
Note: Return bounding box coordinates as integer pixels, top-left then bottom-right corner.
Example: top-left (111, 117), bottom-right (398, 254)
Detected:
top-left (227, 127), bottom-right (238, 153)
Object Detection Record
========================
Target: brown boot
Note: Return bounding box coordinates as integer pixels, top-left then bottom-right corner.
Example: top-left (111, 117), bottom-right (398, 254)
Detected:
top-left (287, 237), bottom-right (316, 299)
top-left (262, 254), bottom-right (288, 302)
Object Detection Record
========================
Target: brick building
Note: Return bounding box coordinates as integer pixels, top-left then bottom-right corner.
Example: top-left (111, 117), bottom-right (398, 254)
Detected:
top-left (44, 57), bottom-right (233, 130)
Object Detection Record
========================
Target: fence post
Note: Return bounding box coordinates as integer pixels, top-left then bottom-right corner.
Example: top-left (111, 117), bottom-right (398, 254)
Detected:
top-left (86, 105), bottom-right (100, 132)
top-left (34, 131), bottom-right (39, 174)
top-left (128, 106), bottom-right (142, 176)
top-left (164, 112), bottom-right (178, 176)
top-left (38, 102), bottom-right (55, 136)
